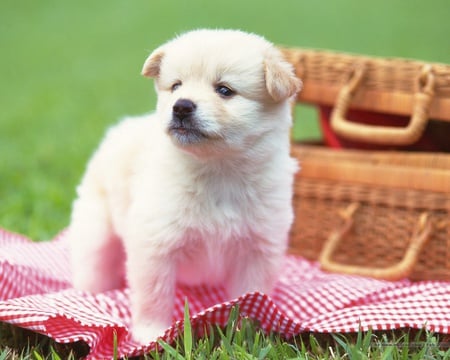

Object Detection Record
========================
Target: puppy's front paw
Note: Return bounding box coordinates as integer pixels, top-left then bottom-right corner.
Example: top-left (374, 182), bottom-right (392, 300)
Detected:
top-left (131, 322), bottom-right (168, 345)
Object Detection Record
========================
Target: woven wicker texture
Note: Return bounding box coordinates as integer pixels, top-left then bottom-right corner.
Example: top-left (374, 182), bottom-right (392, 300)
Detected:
top-left (282, 48), bottom-right (450, 123)
top-left (289, 146), bottom-right (450, 281)
top-left (283, 48), bottom-right (450, 280)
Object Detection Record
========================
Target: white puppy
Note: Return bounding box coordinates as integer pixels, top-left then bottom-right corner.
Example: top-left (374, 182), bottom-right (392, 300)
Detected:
top-left (68, 29), bottom-right (301, 344)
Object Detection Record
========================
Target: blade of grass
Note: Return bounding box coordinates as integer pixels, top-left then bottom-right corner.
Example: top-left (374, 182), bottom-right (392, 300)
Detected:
top-left (183, 299), bottom-right (192, 360)
top-left (112, 330), bottom-right (118, 360)
top-left (50, 346), bottom-right (62, 360)
top-left (33, 350), bottom-right (45, 360)
top-left (216, 326), bottom-right (234, 356)
top-left (0, 349), bottom-right (11, 360)
top-left (158, 339), bottom-right (184, 360)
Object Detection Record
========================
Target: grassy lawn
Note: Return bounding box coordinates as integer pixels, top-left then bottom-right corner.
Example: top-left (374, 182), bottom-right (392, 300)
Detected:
top-left (2, 306), bottom-right (450, 359)
top-left (1, 0), bottom-right (449, 358)
top-left (1, 0), bottom-right (449, 240)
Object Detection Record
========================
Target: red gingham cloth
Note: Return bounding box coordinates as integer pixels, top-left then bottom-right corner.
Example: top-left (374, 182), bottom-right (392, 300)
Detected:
top-left (0, 228), bottom-right (449, 359)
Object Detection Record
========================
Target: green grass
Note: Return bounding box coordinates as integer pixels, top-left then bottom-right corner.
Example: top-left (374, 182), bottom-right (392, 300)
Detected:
top-left (1, 0), bottom-right (449, 240)
top-left (1, 0), bottom-right (449, 358)
top-left (1, 306), bottom-right (449, 359)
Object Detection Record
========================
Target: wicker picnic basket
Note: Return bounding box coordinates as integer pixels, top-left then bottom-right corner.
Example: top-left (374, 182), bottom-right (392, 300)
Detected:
top-left (282, 48), bottom-right (450, 151)
top-left (288, 145), bottom-right (450, 281)
top-left (283, 48), bottom-right (450, 281)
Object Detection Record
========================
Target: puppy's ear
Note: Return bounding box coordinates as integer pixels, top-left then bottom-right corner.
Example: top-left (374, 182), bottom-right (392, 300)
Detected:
top-left (264, 49), bottom-right (302, 102)
top-left (141, 47), bottom-right (165, 78)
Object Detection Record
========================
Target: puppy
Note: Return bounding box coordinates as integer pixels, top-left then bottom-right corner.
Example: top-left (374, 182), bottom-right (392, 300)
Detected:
top-left (68, 29), bottom-right (301, 344)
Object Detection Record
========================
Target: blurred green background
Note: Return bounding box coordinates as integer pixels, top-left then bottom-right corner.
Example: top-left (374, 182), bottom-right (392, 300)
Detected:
top-left (1, 0), bottom-right (449, 240)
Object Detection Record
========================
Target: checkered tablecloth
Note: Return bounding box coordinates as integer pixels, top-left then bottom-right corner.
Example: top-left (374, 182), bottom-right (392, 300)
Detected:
top-left (0, 228), bottom-right (449, 359)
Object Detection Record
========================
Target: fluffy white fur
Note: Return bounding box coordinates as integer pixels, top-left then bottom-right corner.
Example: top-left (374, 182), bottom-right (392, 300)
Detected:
top-left (68, 29), bottom-right (301, 344)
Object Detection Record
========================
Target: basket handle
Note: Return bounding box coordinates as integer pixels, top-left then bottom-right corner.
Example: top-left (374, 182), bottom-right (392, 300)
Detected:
top-left (319, 203), bottom-right (432, 281)
top-left (330, 65), bottom-right (436, 145)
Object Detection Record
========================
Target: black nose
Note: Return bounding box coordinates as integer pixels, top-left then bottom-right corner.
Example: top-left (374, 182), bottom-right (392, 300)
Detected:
top-left (172, 99), bottom-right (196, 120)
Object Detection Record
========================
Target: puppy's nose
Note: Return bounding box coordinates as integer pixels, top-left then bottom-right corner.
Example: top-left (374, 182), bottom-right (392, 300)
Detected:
top-left (173, 99), bottom-right (196, 120)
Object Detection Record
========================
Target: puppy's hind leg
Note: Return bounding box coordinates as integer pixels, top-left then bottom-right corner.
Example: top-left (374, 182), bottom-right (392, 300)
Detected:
top-left (68, 190), bottom-right (126, 293)
top-left (226, 246), bottom-right (285, 299)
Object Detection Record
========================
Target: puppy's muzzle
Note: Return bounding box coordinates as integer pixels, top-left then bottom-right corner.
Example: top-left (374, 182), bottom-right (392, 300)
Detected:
top-left (172, 99), bottom-right (196, 124)
top-left (169, 99), bottom-right (207, 144)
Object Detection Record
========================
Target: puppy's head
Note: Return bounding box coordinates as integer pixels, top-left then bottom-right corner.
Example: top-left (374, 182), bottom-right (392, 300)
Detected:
top-left (142, 29), bottom-right (301, 157)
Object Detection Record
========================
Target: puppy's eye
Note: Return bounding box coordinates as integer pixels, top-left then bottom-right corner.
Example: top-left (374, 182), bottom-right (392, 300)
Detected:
top-left (171, 81), bottom-right (182, 92)
top-left (216, 85), bottom-right (235, 98)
